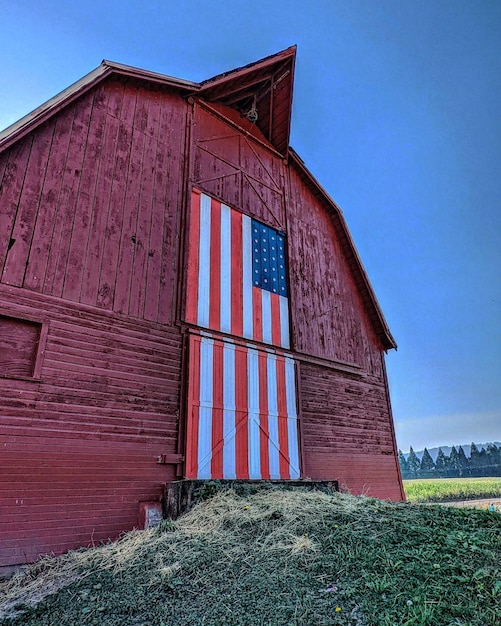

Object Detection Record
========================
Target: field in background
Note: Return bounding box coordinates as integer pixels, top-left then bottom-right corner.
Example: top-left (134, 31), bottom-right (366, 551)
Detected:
top-left (404, 477), bottom-right (501, 503)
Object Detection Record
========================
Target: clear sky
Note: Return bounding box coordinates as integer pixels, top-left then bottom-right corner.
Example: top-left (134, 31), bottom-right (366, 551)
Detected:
top-left (1, 0), bottom-right (500, 452)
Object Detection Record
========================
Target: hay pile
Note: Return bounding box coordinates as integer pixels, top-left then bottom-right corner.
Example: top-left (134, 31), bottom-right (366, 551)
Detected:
top-left (1, 487), bottom-right (500, 625)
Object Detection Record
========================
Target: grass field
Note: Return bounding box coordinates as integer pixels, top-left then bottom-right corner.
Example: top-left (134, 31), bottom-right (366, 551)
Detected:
top-left (403, 477), bottom-right (501, 503)
top-left (1, 486), bottom-right (500, 626)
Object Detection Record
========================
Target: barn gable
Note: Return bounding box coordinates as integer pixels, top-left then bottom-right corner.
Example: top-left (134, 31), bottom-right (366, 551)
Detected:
top-left (0, 51), bottom-right (403, 575)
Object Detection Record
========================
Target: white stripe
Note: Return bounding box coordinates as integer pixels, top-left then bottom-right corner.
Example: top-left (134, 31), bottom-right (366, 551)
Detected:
top-left (242, 215), bottom-right (253, 339)
top-left (267, 354), bottom-right (281, 479)
top-left (198, 337), bottom-right (213, 478)
top-left (261, 289), bottom-right (272, 345)
top-left (285, 357), bottom-right (300, 478)
top-left (247, 348), bottom-right (261, 479)
top-left (279, 295), bottom-right (290, 349)
top-left (222, 342), bottom-right (236, 479)
top-left (220, 204), bottom-right (232, 334)
top-left (197, 194), bottom-right (211, 328)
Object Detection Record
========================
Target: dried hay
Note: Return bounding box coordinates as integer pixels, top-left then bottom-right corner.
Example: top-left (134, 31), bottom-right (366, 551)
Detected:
top-left (1, 487), bottom-right (499, 625)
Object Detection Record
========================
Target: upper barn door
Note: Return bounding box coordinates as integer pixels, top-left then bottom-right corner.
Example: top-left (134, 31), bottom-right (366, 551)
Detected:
top-left (191, 101), bottom-right (287, 231)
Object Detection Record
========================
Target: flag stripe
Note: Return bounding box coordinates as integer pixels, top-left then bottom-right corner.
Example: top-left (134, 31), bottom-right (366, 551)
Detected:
top-left (231, 210), bottom-right (243, 337)
top-left (220, 203), bottom-right (232, 333)
top-left (271, 293), bottom-right (282, 347)
top-left (186, 334), bottom-right (300, 480)
top-left (235, 345), bottom-right (249, 479)
top-left (286, 357), bottom-right (300, 478)
top-left (276, 356), bottom-right (291, 479)
top-left (279, 295), bottom-right (290, 349)
top-left (209, 198), bottom-right (221, 331)
top-left (248, 348), bottom-right (261, 479)
top-left (258, 350), bottom-right (270, 479)
top-left (198, 337), bottom-right (213, 478)
top-left (185, 190), bottom-right (201, 325)
top-left (197, 194), bottom-right (211, 328)
top-left (211, 340), bottom-right (224, 477)
top-left (267, 354), bottom-right (280, 479)
top-left (186, 335), bottom-right (201, 478)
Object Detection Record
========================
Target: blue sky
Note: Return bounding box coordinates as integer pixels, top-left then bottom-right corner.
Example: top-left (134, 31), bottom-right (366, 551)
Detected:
top-left (1, 0), bottom-right (500, 451)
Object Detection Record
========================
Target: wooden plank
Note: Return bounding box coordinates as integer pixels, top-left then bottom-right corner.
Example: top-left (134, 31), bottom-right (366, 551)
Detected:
top-left (144, 92), bottom-right (170, 321)
top-left (43, 91), bottom-right (95, 296)
top-left (129, 89), bottom-right (159, 318)
top-left (97, 83), bottom-right (137, 311)
top-left (60, 82), bottom-right (109, 302)
top-left (1, 120), bottom-right (55, 286)
top-left (79, 82), bottom-right (124, 306)
top-left (0, 136), bottom-right (33, 279)
top-left (22, 110), bottom-right (78, 291)
top-left (158, 96), bottom-right (186, 324)
top-left (113, 89), bottom-right (148, 315)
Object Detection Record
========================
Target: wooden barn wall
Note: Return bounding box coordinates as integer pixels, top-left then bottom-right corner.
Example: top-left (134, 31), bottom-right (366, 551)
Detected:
top-left (300, 360), bottom-right (402, 500)
top-left (287, 165), bottom-right (383, 375)
top-left (0, 285), bottom-right (183, 569)
top-left (0, 77), bottom-right (186, 325)
top-left (190, 102), bottom-right (287, 231)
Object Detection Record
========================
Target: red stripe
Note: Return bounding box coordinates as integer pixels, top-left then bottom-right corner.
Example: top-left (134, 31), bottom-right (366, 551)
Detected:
top-left (258, 351), bottom-right (270, 479)
top-left (276, 356), bottom-right (291, 479)
top-left (209, 198), bottom-right (221, 330)
top-left (211, 340), bottom-right (224, 478)
top-left (234, 346), bottom-right (249, 479)
top-left (252, 286), bottom-right (263, 342)
top-left (270, 293), bottom-right (282, 347)
top-left (185, 190), bottom-right (201, 324)
top-left (186, 335), bottom-right (201, 478)
top-left (231, 209), bottom-right (243, 337)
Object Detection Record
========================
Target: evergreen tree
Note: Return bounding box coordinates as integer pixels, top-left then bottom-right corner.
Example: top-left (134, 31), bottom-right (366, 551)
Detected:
top-left (420, 447), bottom-right (435, 472)
top-left (458, 446), bottom-right (469, 472)
top-left (470, 442), bottom-right (481, 468)
top-left (398, 449), bottom-right (409, 474)
top-left (478, 448), bottom-right (488, 467)
top-left (435, 448), bottom-right (447, 473)
top-left (449, 446), bottom-right (460, 470)
top-left (486, 443), bottom-right (500, 466)
top-left (407, 446), bottom-right (420, 477)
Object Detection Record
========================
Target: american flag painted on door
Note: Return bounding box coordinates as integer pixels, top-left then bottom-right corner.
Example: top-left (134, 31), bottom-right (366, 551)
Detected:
top-left (186, 334), bottom-right (300, 480)
top-left (185, 189), bottom-right (290, 348)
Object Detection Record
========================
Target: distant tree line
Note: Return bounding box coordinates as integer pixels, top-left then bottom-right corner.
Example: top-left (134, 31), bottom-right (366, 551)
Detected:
top-left (399, 443), bottom-right (501, 479)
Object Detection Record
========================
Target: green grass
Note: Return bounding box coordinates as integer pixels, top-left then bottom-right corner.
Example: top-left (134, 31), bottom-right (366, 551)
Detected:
top-left (1, 487), bottom-right (500, 626)
top-left (404, 477), bottom-right (501, 503)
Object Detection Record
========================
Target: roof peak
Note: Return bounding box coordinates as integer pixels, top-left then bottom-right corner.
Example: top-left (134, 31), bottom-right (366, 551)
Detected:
top-left (197, 47), bottom-right (296, 155)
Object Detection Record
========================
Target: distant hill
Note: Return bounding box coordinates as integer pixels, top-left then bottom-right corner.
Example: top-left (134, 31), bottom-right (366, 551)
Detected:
top-left (404, 442), bottom-right (501, 461)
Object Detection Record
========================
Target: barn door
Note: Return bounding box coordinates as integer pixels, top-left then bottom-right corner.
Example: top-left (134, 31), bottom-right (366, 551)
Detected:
top-left (185, 334), bottom-right (300, 480)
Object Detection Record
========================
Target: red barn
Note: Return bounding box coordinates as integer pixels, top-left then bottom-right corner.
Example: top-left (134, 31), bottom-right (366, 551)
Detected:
top-left (0, 48), bottom-right (403, 574)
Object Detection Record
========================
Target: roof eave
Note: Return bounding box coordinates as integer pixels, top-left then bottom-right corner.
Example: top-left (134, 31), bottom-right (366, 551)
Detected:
top-left (0, 61), bottom-right (200, 152)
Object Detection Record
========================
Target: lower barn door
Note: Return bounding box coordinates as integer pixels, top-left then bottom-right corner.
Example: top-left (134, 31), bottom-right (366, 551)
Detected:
top-left (185, 334), bottom-right (300, 480)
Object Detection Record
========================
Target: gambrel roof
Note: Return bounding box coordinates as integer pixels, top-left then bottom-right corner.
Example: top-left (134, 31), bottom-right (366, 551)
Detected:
top-left (0, 48), bottom-right (396, 350)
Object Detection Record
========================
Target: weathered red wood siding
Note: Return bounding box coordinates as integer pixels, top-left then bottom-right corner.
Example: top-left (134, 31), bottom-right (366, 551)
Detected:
top-left (287, 165), bottom-right (402, 498)
top-left (0, 78), bottom-right (187, 571)
top-left (0, 77), bottom-right (186, 324)
top-left (299, 360), bottom-right (402, 500)
top-left (0, 286), bottom-right (182, 568)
